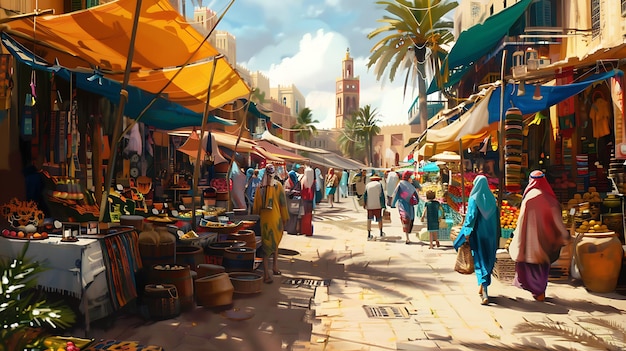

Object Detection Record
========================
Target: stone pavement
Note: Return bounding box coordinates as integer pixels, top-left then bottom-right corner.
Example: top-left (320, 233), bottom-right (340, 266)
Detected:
top-left (77, 197), bottom-right (626, 351)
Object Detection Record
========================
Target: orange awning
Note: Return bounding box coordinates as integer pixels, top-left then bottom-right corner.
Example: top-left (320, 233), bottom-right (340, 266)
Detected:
top-left (2, 0), bottom-right (250, 111)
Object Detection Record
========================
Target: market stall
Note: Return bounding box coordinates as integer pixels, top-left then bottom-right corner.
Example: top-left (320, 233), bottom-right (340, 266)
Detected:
top-left (0, 226), bottom-right (142, 330)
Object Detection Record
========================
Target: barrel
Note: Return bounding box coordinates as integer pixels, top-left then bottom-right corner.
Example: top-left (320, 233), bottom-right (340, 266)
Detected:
top-left (144, 284), bottom-right (180, 319)
top-left (223, 247), bottom-right (256, 272)
top-left (194, 273), bottom-right (234, 307)
top-left (205, 240), bottom-right (245, 265)
top-left (139, 241), bottom-right (176, 268)
top-left (120, 215), bottom-right (146, 232)
top-left (150, 264), bottom-right (194, 311)
top-left (175, 246), bottom-right (204, 271)
top-left (227, 230), bottom-right (257, 249)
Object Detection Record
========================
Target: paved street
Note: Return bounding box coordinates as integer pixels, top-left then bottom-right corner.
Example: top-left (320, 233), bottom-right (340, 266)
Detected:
top-left (78, 197), bottom-right (626, 351)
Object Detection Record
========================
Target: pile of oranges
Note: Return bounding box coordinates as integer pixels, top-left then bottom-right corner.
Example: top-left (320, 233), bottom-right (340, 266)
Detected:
top-left (500, 200), bottom-right (520, 230)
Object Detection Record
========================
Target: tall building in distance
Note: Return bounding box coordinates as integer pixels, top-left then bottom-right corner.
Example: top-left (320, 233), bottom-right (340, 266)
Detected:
top-left (335, 48), bottom-right (360, 129)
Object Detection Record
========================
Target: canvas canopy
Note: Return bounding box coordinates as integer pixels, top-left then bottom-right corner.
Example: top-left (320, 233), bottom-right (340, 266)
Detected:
top-left (255, 140), bottom-right (307, 162)
top-left (2, 33), bottom-right (237, 130)
top-left (1, 0), bottom-right (250, 124)
top-left (260, 130), bottom-right (329, 154)
top-left (174, 131), bottom-right (283, 163)
top-left (307, 152), bottom-right (367, 171)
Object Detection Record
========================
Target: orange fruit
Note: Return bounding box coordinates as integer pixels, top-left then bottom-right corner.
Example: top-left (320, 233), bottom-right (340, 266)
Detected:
top-left (17, 231), bottom-right (25, 238)
top-left (33, 233), bottom-right (42, 239)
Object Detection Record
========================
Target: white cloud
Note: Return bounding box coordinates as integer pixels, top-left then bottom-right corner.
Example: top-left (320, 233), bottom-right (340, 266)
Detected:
top-left (245, 29), bottom-right (415, 128)
top-left (199, 0), bottom-right (419, 129)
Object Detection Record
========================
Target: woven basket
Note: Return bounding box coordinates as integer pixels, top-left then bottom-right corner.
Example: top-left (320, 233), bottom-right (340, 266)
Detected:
top-left (144, 284), bottom-right (180, 320)
top-left (229, 272), bottom-right (263, 294)
top-left (493, 253), bottom-right (516, 284)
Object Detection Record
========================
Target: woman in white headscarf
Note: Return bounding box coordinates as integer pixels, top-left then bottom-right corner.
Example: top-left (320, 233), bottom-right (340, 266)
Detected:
top-left (300, 165), bottom-right (316, 236)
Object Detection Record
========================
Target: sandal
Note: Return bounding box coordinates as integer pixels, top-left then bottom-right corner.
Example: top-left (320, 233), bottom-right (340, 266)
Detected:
top-left (264, 276), bottom-right (273, 284)
top-left (272, 270), bottom-right (282, 276)
top-left (405, 240), bottom-right (410, 245)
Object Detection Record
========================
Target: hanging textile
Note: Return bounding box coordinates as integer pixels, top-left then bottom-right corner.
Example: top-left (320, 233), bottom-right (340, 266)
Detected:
top-left (504, 108), bottom-right (523, 193)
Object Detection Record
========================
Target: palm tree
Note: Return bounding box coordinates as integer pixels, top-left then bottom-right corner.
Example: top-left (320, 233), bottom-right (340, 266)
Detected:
top-left (292, 107), bottom-right (319, 143)
top-left (367, 0), bottom-right (457, 129)
top-left (338, 114), bottom-right (365, 161)
top-left (354, 105), bottom-right (381, 166)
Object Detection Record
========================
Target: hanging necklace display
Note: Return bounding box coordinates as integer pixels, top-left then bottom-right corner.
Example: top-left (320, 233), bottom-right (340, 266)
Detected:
top-left (21, 71), bottom-right (37, 138)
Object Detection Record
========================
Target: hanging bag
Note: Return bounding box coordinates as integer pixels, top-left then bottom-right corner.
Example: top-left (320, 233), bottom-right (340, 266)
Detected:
top-left (454, 242), bottom-right (474, 274)
top-left (438, 204), bottom-right (447, 229)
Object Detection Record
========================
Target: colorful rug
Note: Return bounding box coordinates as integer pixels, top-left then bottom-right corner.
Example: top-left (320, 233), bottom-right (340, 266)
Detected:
top-left (101, 229), bottom-right (142, 310)
top-left (83, 339), bottom-right (163, 351)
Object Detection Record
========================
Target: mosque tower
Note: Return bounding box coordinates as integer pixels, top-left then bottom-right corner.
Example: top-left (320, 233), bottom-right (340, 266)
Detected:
top-left (335, 48), bottom-right (360, 129)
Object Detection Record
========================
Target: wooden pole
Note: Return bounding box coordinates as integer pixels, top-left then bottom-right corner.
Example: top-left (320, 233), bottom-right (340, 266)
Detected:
top-left (191, 58), bottom-right (218, 230)
top-left (99, 0), bottom-right (142, 222)
top-left (497, 50), bottom-right (507, 230)
top-left (459, 139), bottom-right (465, 213)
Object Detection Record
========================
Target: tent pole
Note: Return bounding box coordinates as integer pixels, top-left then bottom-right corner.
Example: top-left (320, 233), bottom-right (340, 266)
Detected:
top-left (497, 51), bottom-right (507, 227)
top-left (99, 0), bottom-right (142, 222)
top-left (191, 58), bottom-right (219, 230)
top-left (459, 139), bottom-right (465, 214)
top-left (118, 0), bottom-right (237, 138)
top-left (228, 96), bottom-right (253, 212)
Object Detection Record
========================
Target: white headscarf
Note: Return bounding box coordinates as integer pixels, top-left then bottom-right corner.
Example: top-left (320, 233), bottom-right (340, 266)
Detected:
top-left (301, 166), bottom-right (315, 190)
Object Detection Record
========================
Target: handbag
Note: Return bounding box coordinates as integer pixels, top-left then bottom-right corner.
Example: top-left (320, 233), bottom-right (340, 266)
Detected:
top-left (382, 209), bottom-right (391, 223)
top-left (454, 242), bottom-right (474, 274)
top-left (410, 193), bottom-right (419, 205)
top-left (439, 218), bottom-right (448, 229)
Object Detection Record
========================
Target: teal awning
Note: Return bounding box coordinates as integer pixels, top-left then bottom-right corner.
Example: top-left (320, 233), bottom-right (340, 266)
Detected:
top-left (447, 0), bottom-right (531, 70)
top-left (429, 0), bottom-right (532, 94)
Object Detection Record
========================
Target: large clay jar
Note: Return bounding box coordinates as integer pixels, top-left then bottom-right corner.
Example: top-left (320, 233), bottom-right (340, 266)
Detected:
top-left (574, 231), bottom-right (623, 293)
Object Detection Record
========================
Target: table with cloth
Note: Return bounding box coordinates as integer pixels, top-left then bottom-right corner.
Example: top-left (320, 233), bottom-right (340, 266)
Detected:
top-left (0, 227), bottom-right (142, 331)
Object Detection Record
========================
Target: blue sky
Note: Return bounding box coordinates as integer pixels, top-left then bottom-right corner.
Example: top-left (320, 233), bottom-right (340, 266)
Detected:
top-left (184, 0), bottom-right (426, 129)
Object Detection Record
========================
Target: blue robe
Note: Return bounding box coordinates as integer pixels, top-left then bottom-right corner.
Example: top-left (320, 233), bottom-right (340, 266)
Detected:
top-left (453, 176), bottom-right (498, 288)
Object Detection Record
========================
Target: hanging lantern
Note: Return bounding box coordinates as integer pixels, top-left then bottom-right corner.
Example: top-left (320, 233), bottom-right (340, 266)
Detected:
top-left (533, 84), bottom-right (543, 100)
top-left (517, 80), bottom-right (526, 96)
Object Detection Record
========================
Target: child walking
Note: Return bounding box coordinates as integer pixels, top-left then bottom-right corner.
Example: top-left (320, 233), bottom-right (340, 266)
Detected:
top-left (421, 190), bottom-right (443, 249)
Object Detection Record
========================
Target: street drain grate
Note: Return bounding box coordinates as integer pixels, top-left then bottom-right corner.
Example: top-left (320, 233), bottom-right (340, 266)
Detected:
top-left (282, 278), bottom-right (331, 289)
top-left (363, 305), bottom-right (410, 319)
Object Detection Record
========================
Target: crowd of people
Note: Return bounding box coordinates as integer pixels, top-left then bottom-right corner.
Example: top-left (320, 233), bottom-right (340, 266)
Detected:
top-left (235, 162), bottom-right (569, 305)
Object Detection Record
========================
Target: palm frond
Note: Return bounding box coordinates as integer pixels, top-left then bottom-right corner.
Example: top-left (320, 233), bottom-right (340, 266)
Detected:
top-left (514, 320), bottom-right (624, 351)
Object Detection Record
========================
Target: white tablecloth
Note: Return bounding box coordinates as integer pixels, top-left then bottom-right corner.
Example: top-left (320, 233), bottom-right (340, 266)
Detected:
top-left (0, 236), bottom-right (106, 298)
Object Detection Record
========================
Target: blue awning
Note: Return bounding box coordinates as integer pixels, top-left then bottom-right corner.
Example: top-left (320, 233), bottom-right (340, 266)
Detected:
top-left (1, 33), bottom-right (235, 130)
top-left (487, 70), bottom-right (623, 123)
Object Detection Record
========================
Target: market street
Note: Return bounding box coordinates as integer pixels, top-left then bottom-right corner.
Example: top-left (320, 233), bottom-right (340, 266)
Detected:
top-left (76, 198), bottom-right (626, 351)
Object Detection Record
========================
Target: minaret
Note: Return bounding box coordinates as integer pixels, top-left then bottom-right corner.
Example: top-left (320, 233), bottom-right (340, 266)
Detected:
top-left (335, 48), bottom-right (360, 129)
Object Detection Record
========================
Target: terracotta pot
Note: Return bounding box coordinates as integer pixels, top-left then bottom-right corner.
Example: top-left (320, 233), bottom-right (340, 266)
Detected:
top-left (574, 231), bottom-right (623, 293)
